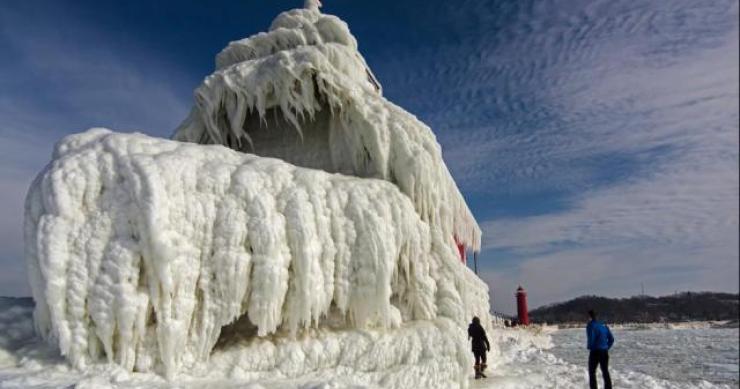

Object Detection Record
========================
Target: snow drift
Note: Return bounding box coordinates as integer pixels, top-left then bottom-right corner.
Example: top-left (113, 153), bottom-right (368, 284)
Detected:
top-left (24, 3), bottom-right (491, 387)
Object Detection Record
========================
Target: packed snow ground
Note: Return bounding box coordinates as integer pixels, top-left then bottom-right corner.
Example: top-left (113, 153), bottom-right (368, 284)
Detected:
top-left (1, 297), bottom-right (736, 388)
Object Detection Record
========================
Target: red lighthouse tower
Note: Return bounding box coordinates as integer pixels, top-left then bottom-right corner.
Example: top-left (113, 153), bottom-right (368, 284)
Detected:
top-left (516, 286), bottom-right (530, 326)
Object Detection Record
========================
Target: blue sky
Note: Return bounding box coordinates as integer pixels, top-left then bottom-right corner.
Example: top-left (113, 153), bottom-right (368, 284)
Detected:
top-left (0, 0), bottom-right (737, 314)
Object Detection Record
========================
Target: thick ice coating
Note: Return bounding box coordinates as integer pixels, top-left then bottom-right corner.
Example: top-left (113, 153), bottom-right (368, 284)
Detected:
top-left (25, 130), bottom-right (490, 382)
top-left (24, 4), bottom-right (491, 387)
top-left (173, 6), bottom-right (481, 251)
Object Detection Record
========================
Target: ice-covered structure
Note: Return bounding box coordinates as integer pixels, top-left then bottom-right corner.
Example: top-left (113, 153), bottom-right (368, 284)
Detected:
top-left (173, 5), bottom-right (479, 250)
top-left (24, 3), bottom-right (491, 387)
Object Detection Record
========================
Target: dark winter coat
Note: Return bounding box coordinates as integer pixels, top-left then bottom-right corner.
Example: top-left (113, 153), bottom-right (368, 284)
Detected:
top-left (467, 322), bottom-right (490, 353)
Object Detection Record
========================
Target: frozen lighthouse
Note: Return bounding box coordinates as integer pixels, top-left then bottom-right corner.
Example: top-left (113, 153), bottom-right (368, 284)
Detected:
top-left (23, 2), bottom-right (492, 388)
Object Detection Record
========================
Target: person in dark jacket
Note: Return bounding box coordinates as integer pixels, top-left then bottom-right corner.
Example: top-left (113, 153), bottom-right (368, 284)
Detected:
top-left (586, 309), bottom-right (614, 389)
top-left (467, 316), bottom-right (490, 379)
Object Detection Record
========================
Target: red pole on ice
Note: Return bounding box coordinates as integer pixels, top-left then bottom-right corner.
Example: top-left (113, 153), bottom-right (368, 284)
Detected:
top-left (516, 286), bottom-right (530, 325)
top-left (454, 237), bottom-right (466, 264)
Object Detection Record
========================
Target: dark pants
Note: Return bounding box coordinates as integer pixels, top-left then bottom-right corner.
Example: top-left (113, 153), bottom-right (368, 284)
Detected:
top-left (473, 349), bottom-right (487, 365)
top-left (588, 350), bottom-right (612, 389)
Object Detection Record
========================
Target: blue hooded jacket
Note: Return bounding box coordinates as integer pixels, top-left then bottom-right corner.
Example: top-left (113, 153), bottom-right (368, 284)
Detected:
top-left (586, 320), bottom-right (614, 350)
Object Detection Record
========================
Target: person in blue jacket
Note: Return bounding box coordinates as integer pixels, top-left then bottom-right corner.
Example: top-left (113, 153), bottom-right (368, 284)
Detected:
top-left (586, 309), bottom-right (614, 389)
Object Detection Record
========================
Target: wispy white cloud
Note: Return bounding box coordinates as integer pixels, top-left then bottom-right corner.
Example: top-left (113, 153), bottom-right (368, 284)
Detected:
top-left (480, 241), bottom-right (739, 314)
top-left (481, 150), bottom-right (739, 314)
top-left (376, 0), bottom-right (738, 197)
top-left (400, 0), bottom-right (740, 313)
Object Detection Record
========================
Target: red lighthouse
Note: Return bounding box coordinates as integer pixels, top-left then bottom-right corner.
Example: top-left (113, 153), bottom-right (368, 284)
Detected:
top-left (516, 286), bottom-right (530, 325)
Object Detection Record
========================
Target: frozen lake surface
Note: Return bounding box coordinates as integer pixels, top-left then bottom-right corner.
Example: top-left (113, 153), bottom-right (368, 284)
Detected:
top-left (550, 327), bottom-right (739, 387)
top-left (2, 296), bottom-right (737, 388)
top-left (473, 324), bottom-right (738, 389)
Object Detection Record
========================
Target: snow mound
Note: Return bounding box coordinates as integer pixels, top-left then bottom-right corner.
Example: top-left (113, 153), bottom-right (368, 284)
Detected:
top-left (24, 130), bottom-right (490, 384)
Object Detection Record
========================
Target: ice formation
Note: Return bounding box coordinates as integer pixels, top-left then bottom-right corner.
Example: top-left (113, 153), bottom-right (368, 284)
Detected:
top-left (24, 3), bottom-right (491, 387)
top-left (173, 5), bottom-right (480, 251)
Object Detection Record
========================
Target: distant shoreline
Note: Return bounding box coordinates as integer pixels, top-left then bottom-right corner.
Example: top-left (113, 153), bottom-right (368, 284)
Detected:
top-left (554, 320), bottom-right (739, 330)
top-left (528, 292), bottom-right (739, 324)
